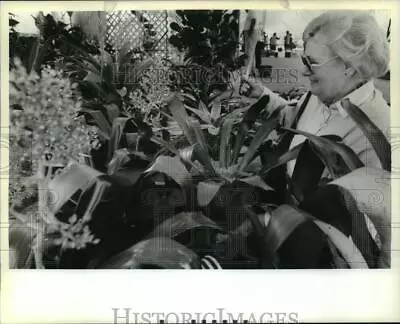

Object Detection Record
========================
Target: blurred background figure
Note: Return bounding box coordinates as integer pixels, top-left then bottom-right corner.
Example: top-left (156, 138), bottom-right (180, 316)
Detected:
top-left (269, 32), bottom-right (279, 57)
top-left (255, 21), bottom-right (265, 74)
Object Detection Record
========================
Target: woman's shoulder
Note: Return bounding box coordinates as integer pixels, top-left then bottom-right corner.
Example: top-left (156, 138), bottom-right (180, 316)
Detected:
top-left (360, 84), bottom-right (390, 135)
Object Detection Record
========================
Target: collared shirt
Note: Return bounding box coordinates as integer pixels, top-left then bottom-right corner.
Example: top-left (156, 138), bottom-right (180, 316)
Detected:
top-left (261, 80), bottom-right (390, 177)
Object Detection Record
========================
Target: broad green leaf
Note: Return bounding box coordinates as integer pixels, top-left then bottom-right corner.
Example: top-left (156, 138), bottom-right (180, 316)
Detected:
top-left (264, 204), bottom-right (309, 256)
top-left (282, 127), bottom-right (364, 178)
top-left (329, 167), bottom-right (391, 268)
top-left (238, 113), bottom-right (279, 171)
top-left (99, 237), bottom-right (201, 269)
top-left (104, 104), bottom-right (120, 124)
top-left (238, 175), bottom-right (274, 192)
top-left (341, 98), bottom-right (391, 171)
top-left (149, 211), bottom-right (223, 238)
top-left (47, 163), bottom-right (103, 214)
top-left (291, 140), bottom-right (326, 203)
top-left (145, 156), bottom-right (191, 188)
top-left (243, 206), bottom-right (275, 268)
top-left (197, 180), bottom-right (224, 207)
top-left (313, 220), bottom-right (368, 268)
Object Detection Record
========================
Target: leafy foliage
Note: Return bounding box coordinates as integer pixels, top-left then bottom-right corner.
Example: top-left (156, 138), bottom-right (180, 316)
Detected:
top-left (8, 11), bottom-right (392, 270)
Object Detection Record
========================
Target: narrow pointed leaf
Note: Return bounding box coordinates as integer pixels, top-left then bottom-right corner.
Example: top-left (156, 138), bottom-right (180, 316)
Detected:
top-left (232, 95), bottom-right (270, 164)
top-left (188, 119), bottom-right (208, 152)
top-left (150, 136), bottom-right (179, 156)
top-left (238, 175), bottom-right (274, 192)
top-left (210, 99), bottom-right (222, 122)
top-left (180, 143), bottom-right (216, 176)
top-left (341, 98), bottom-right (391, 171)
top-left (197, 180), bottom-right (224, 207)
top-left (260, 143), bottom-right (302, 175)
top-left (239, 113), bottom-right (280, 171)
top-left (219, 117), bottom-right (236, 168)
top-left (185, 105), bottom-right (211, 124)
top-left (168, 94), bottom-right (196, 145)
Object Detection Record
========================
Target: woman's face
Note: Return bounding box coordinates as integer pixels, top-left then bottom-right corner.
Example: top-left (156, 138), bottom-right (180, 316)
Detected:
top-left (302, 34), bottom-right (347, 104)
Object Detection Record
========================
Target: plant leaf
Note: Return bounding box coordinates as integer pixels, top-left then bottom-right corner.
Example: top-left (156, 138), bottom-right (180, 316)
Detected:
top-left (108, 117), bottom-right (131, 160)
top-left (150, 136), bottom-right (179, 156)
top-left (232, 95), bottom-right (270, 164)
top-left (104, 103), bottom-right (120, 124)
top-left (282, 128), bottom-right (364, 178)
top-left (145, 156), bottom-right (191, 188)
top-left (197, 180), bottom-right (224, 207)
top-left (99, 237), bottom-right (201, 269)
top-left (327, 167), bottom-right (390, 268)
top-left (168, 94), bottom-right (196, 145)
top-left (264, 204), bottom-right (309, 257)
top-left (187, 119), bottom-right (208, 152)
top-left (219, 117), bottom-right (236, 168)
top-left (341, 98), bottom-right (391, 171)
top-left (313, 220), bottom-right (368, 268)
top-left (47, 163), bottom-right (103, 214)
top-left (239, 110), bottom-right (280, 171)
top-left (210, 99), bottom-right (222, 122)
top-left (185, 105), bottom-right (211, 124)
top-left (238, 175), bottom-right (274, 192)
top-left (149, 211), bottom-right (223, 239)
top-left (290, 140), bottom-right (326, 203)
top-left (260, 143), bottom-right (302, 175)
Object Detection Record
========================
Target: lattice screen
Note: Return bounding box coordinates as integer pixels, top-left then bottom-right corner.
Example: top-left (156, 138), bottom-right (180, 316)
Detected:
top-left (106, 10), bottom-right (173, 60)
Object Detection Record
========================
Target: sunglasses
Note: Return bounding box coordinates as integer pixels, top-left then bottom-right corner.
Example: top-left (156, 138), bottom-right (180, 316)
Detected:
top-left (301, 54), bottom-right (339, 73)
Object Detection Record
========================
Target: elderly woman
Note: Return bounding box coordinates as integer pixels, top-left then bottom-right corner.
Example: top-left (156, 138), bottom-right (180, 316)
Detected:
top-left (241, 11), bottom-right (390, 268)
top-left (242, 11), bottom-right (390, 177)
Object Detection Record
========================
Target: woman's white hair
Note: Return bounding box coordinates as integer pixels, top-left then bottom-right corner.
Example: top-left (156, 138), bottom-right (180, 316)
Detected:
top-left (303, 11), bottom-right (389, 79)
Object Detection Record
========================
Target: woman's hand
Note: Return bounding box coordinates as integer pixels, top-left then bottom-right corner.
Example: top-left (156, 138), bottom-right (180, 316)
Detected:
top-left (239, 77), bottom-right (265, 98)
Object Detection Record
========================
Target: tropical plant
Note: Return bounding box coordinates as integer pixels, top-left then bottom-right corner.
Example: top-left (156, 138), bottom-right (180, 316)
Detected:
top-left (9, 12), bottom-right (391, 270)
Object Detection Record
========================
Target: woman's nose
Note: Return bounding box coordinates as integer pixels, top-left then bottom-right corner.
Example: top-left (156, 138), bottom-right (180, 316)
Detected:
top-left (301, 66), bottom-right (312, 77)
